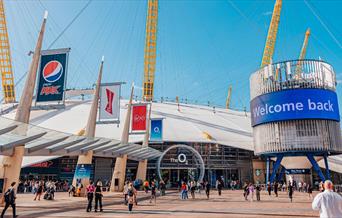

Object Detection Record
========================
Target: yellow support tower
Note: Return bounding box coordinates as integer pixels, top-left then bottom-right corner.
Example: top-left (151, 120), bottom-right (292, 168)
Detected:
top-left (225, 85), bottom-right (232, 109)
top-left (260, 0), bottom-right (282, 68)
top-left (0, 0), bottom-right (15, 103)
top-left (143, 0), bottom-right (158, 101)
top-left (295, 28), bottom-right (310, 78)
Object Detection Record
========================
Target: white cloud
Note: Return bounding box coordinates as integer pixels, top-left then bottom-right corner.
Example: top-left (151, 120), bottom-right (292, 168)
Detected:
top-left (262, 11), bottom-right (272, 16)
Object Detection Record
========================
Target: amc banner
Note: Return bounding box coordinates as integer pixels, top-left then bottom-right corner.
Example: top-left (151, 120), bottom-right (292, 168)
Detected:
top-left (36, 48), bottom-right (70, 102)
top-left (99, 83), bottom-right (121, 122)
top-left (150, 118), bottom-right (163, 141)
top-left (131, 104), bottom-right (147, 131)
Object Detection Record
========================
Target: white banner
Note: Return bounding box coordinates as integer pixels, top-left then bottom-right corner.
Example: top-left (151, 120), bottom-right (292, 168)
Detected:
top-left (99, 83), bottom-right (121, 122)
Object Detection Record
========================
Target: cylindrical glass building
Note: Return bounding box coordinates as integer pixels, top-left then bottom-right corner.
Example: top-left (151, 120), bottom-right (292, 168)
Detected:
top-left (250, 60), bottom-right (341, 156)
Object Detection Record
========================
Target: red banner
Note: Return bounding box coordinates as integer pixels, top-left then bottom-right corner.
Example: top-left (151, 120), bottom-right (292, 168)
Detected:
top-left (132, 105), bottom-right (147, 131)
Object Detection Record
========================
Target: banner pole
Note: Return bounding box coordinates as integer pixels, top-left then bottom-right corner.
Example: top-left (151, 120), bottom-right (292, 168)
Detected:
top-left (72, 56), bottom-right (104, 196)
top-left (136, 103), bottom-right (152, 181)
top-left (111, 83), bottom-right (134, 192)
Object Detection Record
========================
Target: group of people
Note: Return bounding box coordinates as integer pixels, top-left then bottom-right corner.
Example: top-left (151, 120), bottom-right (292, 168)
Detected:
top-left (179, 179), bottom-right (219, 200)
top-left (123, 179), bottom-right (166, 213)
top-left (1, 177), bottom-right (342, 218)
top-left (85, 180), bottom-right (104, 213)
top-left (17, 179), bottom-right (69, 193)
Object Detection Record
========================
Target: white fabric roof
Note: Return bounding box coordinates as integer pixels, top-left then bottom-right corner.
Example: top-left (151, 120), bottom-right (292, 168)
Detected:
top-left (3, 100), bottom-right (254, 151)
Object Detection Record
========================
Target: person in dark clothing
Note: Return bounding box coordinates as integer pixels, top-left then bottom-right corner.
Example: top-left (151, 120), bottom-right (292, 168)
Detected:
top-left (288, 182), bottom-right (294, 202)
top-left (1, 182), bottom-right (17, 218)
top-left (307, 183), bottom-right (313, 199)
top-left (256, 184), bottom-right (261, 201)
top-left (86, 181), bottom-right (95, 212)
top-left (243, 183), bottom-right (249, 200)
top-left (217, 179), bottom-right (223, 196)
top-left (159, 180), bottom-right (166, 196)
top-left (267, 182), bottom-right (272, 196)
top-left (150, 182), bottom-right (157, 204)
top-left (274, 182), bottom-right (279, 197)
top-left (205, 181), bottom-right (210, 199)
top-left (94, 181), bottom-right (103, 212)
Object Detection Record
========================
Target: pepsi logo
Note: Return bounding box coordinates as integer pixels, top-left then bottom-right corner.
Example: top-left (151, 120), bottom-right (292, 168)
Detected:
top-left (43, 60), bottom-right (63, 83)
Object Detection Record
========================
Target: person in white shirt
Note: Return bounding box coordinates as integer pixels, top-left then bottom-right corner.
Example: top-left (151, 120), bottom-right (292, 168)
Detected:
top-left (312, 180), bottom-right (342, 218)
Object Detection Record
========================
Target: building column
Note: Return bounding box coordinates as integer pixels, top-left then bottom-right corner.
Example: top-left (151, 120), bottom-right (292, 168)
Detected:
top-left (110, 84), bottom-right (134, 192)
top-left (136, 103), bottom-right (152, 182)
top-left (307, 153), bottom-right (325, 182)
top-left (266, 157), bottom-right (270, 187)
top-left (0, 11), bottom-right (48, 200)
top-left (72, 57), bottom-right (104, 196)
top-left (323, 153), bottom-right (331, 180)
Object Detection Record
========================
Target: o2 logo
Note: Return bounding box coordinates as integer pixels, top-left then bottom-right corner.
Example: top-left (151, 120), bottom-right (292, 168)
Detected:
top-left (171, 153), bottom-right (188, 164)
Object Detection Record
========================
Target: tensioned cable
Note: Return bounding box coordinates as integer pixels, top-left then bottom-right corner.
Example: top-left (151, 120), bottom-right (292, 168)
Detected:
top-left (46, 0), bottom-right (92, 49)
top-left (304, 0), bottom-right (341, 49)
top-left (6, 1), bottom-right (93, 103)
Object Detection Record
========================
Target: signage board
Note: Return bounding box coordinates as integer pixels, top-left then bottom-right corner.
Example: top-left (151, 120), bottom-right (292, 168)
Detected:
top-left (99, 83), bottom-right (122, 123)
top-left (250, 88), bottom-right (340, 127)
top-left (131, 104), bottom-right (147, 131)
top-left (285, 169), bottom-right (311, 175)
top-left (150, 118), bottom-right (163, 141)
top-left (74, 164), bottom-right (92, 185)
top-left (36, 48), bottom-right (70, 103)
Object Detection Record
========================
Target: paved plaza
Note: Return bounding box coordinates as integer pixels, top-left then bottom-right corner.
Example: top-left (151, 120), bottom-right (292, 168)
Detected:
top-left (1, 190), bottom-right (320, 218)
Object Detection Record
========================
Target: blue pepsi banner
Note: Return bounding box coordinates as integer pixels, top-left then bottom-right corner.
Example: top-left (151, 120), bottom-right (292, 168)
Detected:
top-left (250, 89), bottom-right (340, 127)
top-left (150, 119), bottom-right (163, 141)
top-left (36, 48), bottom-right (70, 102)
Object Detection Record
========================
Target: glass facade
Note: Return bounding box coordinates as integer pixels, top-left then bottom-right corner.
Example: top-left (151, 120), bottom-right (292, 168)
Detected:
top-left (127, 142), bottom-right (254, 187)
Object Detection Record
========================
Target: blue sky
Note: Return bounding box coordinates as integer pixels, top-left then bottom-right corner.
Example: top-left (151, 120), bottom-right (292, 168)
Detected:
top-left (2, 0), bottom-right (342, 112)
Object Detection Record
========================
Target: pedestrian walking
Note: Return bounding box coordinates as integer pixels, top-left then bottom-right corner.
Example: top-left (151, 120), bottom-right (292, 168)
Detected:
top-left (150, 182), bottom-right (157, 204)
top-left (216, 178), bottom-right (223, 196)
top-left (123, 181), bottom-right (129, 205)
top-left (180, 182), bottom-right (187, 200)
top-left (196, 181), bottom-right (201, 194)
top-left (86, 181), bottom-right (95, 212)
top-left (267, 182), bottom-right (271, 196)
top-left (288, 182), bottom-right (294, 202)
top-left (256, 184), bottom-right (261, 201)
top-left (143, 180), bottom-right (149, 193)
top-left (274, 182), bottom-right (279, 197)
top-left (205, 181), bottom-right (210, 199)
top-left (243, 183), bottom-right (249, 201)
top-left (1, 182), bottom-right (17, 218)
top-left (34, 181), bottom-right (44, 201)
top-left (248, 183), bottom-right (255, 202)
top-left (159, 180), bottom-right (166, 196)
top-left (312, 180), bottom-right (342, 218)
top-left (307, 183), bottom-right (313, 199)
top-left (94, 181), bottom-right (103, 212)
top-left (127, 183), bottom-right (135, 213)
top-left (190, 181), bottom-right (196, 199)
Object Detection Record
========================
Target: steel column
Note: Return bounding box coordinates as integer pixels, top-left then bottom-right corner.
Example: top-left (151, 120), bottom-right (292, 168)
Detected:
top-left (269, 154), bottom-right (283, 184)
top-left (323, 153), bottom-right (331, 180)
top-left (307, 153), bottom-right (325, 182)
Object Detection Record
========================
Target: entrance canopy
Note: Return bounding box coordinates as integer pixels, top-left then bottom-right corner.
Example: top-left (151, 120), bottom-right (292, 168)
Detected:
top-left (0, 116), bottom-right (161, 161)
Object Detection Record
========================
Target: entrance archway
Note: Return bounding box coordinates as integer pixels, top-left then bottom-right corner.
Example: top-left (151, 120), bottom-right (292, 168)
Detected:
top-left (156, 144), bottom-right (205, 182)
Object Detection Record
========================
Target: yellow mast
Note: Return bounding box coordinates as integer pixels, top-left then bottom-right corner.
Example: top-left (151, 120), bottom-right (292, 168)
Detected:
top-left (295, 28), bottom-right (310, 77)
top-left (0, 0), bottom-right (15, 103)
top-left (260, 0), bottom-right (282, 68)
top-left (225, 85), bottom-right (232, 109)
top-left (143, 0), bottom-right (158, 101)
